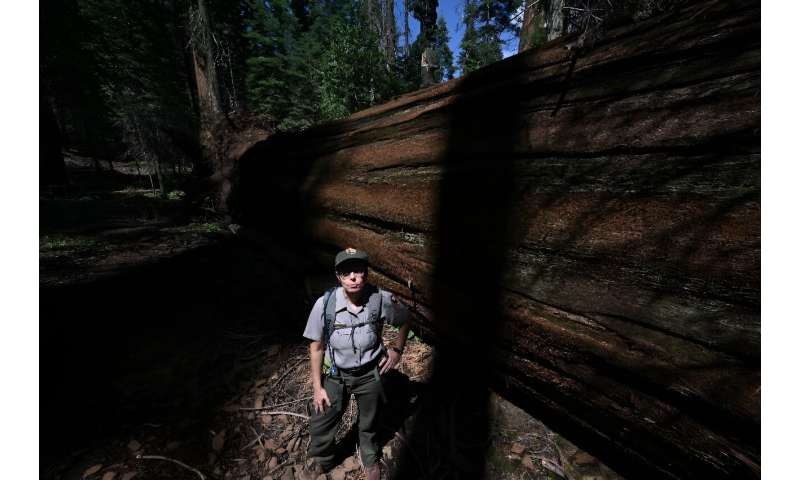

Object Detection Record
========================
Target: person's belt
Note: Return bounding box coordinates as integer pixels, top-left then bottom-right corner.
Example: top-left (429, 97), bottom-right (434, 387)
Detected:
top-left (336, 355), bottom-right (382, 376)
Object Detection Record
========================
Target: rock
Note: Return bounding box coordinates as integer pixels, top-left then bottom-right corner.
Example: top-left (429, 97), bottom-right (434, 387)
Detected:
top-left (83, 464), bottom-right (103, 478)
top-left (127, 440), bottom-right (141, 452)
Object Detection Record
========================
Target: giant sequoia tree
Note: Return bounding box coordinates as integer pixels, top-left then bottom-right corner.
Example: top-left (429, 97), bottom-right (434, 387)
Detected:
top-left (234, 1), bottom-right (760, 477)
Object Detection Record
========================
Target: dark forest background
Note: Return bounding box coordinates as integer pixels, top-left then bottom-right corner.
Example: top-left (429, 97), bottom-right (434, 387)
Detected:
top-left (40, 0), bottom-right (684, 199)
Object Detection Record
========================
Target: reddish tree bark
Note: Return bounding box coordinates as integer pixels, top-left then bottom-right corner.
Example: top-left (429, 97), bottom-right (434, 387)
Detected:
top-left (236, 1), bottom-right (760, 477)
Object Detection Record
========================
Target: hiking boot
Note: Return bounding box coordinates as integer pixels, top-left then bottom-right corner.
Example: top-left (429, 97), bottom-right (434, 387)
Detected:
top-left (365, 462), bottom-right (381, 480)
top-left (298, 458), bottom-right (326, 480)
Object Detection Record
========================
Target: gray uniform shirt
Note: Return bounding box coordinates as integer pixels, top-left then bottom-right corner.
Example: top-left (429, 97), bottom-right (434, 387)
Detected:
top-left (303, 284), bottom-right (409, 369)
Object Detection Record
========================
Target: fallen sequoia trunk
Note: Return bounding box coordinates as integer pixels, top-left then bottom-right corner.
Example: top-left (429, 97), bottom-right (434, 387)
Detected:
top-left (232, 0), bottom-right (759, 477)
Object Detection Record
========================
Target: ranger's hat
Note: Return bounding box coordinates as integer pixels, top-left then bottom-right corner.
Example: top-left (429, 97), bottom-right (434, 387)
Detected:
top-left (334, 247), bottom-right (369, 268)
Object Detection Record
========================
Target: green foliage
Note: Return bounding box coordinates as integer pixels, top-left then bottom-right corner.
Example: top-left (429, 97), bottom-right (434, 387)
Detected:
top-left (40, 234), bottom-right (98, 252)
top-left (430, 17), bottom-right (455, 82)
top-left (243, 0), bottom-right (411, 130)
top-left (458, 0), bottom-right (522, 75)
top-left (199, 222), bottom-right (224, 234)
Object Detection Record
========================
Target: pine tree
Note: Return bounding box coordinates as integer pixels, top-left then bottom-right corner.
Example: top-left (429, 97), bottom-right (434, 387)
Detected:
top-left (431, 17), bottom-right (455, 82)
top-left (458, 0), bottom-right (521, 75)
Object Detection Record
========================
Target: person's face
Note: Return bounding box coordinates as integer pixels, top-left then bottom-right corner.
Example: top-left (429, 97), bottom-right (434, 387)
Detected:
top-left (336, 261), bottom-right (368, 294)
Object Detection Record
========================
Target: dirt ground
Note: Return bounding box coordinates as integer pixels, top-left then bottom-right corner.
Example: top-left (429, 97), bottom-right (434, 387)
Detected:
top-left (41, 158), bottom-right (622, 480)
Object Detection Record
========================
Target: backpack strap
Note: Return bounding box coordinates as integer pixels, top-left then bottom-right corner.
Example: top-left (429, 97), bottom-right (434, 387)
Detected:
top-left (321, 287), bottom-right (338, 374)
top-left (366, 287), bottom-right (383, 349)
top-left (323, 286), bottom-right (385, 372)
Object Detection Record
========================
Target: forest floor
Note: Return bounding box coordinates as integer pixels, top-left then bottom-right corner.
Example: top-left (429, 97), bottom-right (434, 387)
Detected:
top-left (41, 155), bottom-right (622, 480)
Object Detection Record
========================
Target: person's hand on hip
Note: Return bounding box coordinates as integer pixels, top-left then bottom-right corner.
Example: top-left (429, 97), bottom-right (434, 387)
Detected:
top-left (313, 387), bottom-right (331, 413)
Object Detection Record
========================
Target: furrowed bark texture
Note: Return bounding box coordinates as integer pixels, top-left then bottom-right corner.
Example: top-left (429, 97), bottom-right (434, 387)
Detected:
top-left (235, 1), bottom-right (759, 477)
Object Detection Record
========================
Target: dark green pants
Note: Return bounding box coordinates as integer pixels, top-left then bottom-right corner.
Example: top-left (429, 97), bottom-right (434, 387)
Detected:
top-left (308, 367), bottom-right (383, 469)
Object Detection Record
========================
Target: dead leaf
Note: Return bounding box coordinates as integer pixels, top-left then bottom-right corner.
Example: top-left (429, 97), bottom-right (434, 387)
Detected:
top-left (120, 473), bottom-right (137, 480)
top-left (212, 430), bottom-right (226, 452)
top-left (83, 464), bottom-right (103, 478)
top-left (268, 457), bottom-right (279, 469)
top-left (510, 442), bottom-right (526, 455)
top-left (279, 469), bottom-right (293, 480)
top-left (573, 451), bottom-right (595, 465)
top-left (522, 456), bottom-right (535, 470)
top-left (127, 440), bottom-right (141, 452)
top-left (102, 472), bottom-right (116, 480)
top-left (264, 439), bottom-right (277, 451)
top-left (257, 447), bottom-right (266, 463)
top-left (261, 415), bottom-right (273, 427)
top-left (342, 456), bottom-right (359, 471)
top-left (276, 447), bottom-right (287, 455)
top-left (330, 467), bottom-right (346, 480)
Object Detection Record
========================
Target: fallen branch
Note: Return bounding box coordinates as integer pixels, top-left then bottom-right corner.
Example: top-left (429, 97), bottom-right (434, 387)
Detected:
top-left (260, 411), bottom-right (310, 420)
top-left (238, 396), bottom-right (312, 411)
top-left (267, 458), bottom-right (292, 475)
top-left (242, 433), bottom-right (264, 450)
top-left (137, 454), bottom-right (206, 480)
top-left (272, 357), bottom-right (306, 389)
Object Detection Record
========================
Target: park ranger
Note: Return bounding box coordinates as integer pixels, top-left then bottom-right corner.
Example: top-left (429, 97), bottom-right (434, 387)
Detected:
top-left (301, 248), bottom-right (411, 480)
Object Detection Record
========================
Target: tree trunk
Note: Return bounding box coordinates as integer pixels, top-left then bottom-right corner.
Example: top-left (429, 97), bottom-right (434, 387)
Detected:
top-left (234, 1), bottom-right (760, 478)
top-left (518, 0), bottom-right (540, 52)
top-left (403, 0), bottom-right (410, 56)
top-left (190, 0), bottom-right (223, 162)
top-left (383, 0), bottom-right (397, 64)
top-left (545, 0), bottom-right (565, 41)
top-left (40, 92), bottom-right (66, 186)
